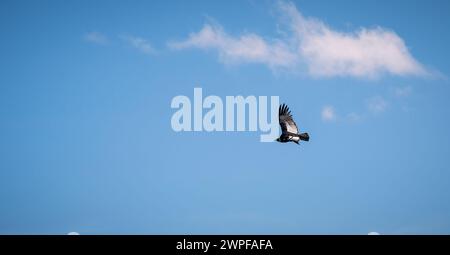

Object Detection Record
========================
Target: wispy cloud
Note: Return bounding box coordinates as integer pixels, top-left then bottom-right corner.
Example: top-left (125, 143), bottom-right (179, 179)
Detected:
top-left (326, 88), bottom-right (411, 123)
top-left (121, 35), bottom-right (156, 55)
top-left (321, 105), bottom-right (337, 122)
top-left (367, 96), bottom-right (388, 114)
top-left (83, 32), bottom-right (109, 45)
top-left (169, 1), bottom-right (429, 78)
top-left (168, 23), bottom-right (296, 69)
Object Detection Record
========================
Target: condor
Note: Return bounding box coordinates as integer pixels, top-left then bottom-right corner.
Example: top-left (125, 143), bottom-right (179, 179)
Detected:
top-left (276, 103), bottom-right (310, 145)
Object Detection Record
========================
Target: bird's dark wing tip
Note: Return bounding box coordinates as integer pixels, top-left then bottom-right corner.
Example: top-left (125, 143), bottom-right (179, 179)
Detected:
top-left (279, 103), bottom-right (290, 116)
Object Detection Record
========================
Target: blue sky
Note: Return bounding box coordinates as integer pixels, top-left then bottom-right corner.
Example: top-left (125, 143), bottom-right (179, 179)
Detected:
top-left (1, 0), bottom-right (450, 234)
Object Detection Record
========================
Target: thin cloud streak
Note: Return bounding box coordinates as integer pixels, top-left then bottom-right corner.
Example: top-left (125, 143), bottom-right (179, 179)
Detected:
top-left (121, 35), bottom-right (156, 55)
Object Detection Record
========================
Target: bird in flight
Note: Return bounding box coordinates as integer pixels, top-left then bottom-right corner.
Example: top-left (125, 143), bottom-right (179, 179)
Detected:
top-left (276, 103), bottom-right (310, 145)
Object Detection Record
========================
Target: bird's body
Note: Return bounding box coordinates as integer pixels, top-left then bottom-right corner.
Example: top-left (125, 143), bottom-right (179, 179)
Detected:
top-left (276, 104), bottom-right (309, 145)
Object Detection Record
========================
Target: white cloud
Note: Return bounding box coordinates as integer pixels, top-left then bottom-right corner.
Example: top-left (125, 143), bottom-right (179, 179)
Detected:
top-left (121, 35), bottom-right (156, 55)
top-left (279, 1), bottom-right (427, 78)
top-left (83, 32), bottom-right (109, 45)
top-left (168, 23), bottom-right (296, 69)
top-left (67, 232), bottom-right (80, 235)
top-left (169, 1), bottom-right (428, 78)
top-left (367, 96), bottom-right (388, 114)
top-left (321, 105), bottom-right (336, 122)
top-left (368, 232), bottom-right (380, 235)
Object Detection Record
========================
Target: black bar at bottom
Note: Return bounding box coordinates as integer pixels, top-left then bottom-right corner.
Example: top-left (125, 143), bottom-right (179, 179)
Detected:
top-left (0, 235), bottom-right (448, 254)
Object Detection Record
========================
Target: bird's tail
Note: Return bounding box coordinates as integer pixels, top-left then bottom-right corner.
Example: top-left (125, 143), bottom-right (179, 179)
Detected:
top-left (299, 132), bottom-right (309, 142)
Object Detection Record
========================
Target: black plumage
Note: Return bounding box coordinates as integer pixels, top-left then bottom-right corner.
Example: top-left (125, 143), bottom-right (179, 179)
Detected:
top-left (277, 103), bottom-right (309, 144)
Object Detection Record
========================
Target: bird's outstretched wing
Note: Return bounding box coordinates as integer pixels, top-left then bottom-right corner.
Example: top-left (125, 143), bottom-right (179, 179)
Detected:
top-left (279, 103), bottom-right (299, 135)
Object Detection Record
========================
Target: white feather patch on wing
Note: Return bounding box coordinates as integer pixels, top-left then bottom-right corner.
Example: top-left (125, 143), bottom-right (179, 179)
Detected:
top-left (286, 121), bottom-right (298, 134)
top-left (290, 135), bottom-right (300, 142)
